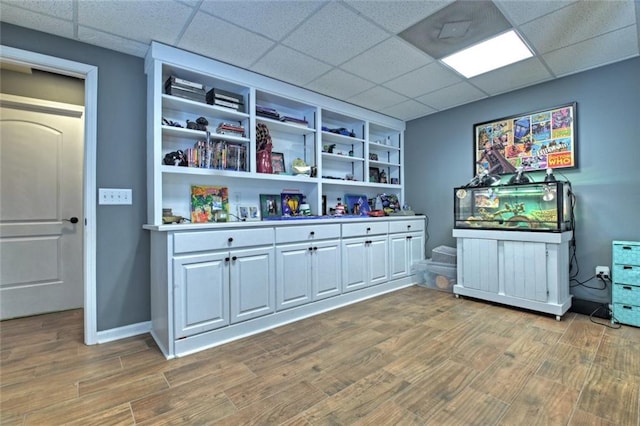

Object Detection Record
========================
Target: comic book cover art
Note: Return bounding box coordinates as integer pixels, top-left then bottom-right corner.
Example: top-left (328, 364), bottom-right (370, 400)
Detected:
top-left (281, 192), bottom-right (303, 216)
top-left (474, 103), bottom-right (576, 175)
top-left (191, 185), bottom-right (229, 223)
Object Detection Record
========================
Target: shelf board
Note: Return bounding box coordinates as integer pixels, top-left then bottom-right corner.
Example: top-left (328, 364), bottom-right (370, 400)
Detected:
top-left (257, 116), bottom-right (315, 136)
top-left (163, 94), bottom-right (249, 121)
top-left (369, 141), bottom-right (400, 151)
top-left (161, 165), bottom-right (249, 177)
top-left (321, 178), bottom-right (400, 189)
top-left (369, 160), bottom-right (400, 168)
top-left (162, 125), bottom-right (249, 143)
top-left (321, 131), bottom-right (365, 145)
top-left (321, 152), bottom-right (364, 163)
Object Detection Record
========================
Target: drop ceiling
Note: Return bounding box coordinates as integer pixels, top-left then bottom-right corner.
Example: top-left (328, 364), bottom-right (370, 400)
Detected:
top-left (1, 0), bottom-right (638, 121)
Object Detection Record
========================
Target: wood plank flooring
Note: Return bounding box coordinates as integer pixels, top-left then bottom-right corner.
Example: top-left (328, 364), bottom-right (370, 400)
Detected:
top-left (1, 286), bottom-right (639, 425)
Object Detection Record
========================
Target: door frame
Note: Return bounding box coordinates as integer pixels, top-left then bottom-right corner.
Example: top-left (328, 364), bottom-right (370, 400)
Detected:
top-left (0, 45), bottom-right (98, 345)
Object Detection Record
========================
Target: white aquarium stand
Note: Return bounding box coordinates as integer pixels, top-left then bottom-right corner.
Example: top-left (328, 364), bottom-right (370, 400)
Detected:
top-left (452, 229), bottom-right (573, 320)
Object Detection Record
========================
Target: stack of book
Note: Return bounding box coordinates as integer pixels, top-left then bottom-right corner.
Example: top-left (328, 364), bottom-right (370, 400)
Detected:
top-left (256, 105), bottom-right (280, 120)
top-left (165, 76), bottom-right (206, 103)
top-left (216, 122), bottom-right (246, 137)
top-left (184, 139), bottom-right (246, 171)
top-left (281, 116), bottom-right (308, 127)
top-left (206, 88), bottom-right (244, 112)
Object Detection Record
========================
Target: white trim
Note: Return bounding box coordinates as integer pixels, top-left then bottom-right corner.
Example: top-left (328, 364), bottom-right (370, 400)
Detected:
top-left (0, 45), bottom-right (99, 345)
top-left (96, 321), bottom-right (151, 344)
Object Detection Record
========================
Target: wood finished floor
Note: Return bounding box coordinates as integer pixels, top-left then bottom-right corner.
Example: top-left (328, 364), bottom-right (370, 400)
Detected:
top-left (1, 286), bottom-right (639, 425)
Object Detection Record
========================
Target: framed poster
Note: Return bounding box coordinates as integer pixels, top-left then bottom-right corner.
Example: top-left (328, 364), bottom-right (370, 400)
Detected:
top-left (473, 102), bottom-right (576, 175)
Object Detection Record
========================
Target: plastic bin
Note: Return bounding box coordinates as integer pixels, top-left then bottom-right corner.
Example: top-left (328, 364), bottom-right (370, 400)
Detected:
top-left (432, 245), bottom-right (457, 265)
top-left (415, 259), bottom-right (457, 292)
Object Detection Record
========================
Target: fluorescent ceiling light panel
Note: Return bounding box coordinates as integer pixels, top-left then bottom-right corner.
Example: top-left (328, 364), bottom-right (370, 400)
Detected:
top-left (441, 30), bottom-right (533, 78)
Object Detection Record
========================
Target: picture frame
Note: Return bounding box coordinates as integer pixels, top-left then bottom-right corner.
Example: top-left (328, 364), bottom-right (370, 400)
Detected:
top-left (369, 167), bottom-right (380, 183)
top-left (271, 152), bottom-right (285, 174)
top-left (259, 194), bottom-right (281, 219)
top-left (473, 102), bottom-right (577, 176)
top-left (345, 194), bottom-right (371, 216)
top-left (281, 192), bottom-right (303, 216)
top-left (237, 204), bottom-right (260, 221)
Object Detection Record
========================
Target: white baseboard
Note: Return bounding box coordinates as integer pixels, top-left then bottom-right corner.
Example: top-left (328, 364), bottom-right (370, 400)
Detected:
top-left (96, 321), bottom-right (151, 344)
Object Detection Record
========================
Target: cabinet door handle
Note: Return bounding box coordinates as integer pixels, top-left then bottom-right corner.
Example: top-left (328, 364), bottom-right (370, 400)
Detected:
top-left (623, 305), bottom-right (633, 310)
top-left (308, 247), bottom-right (313, 251)
top-left (228, 237), bottom-right (234, 243)
top-left (225, 257), bottom-right (230, 262)
top-left (407, 225), bottom-right (411, 229)
top-left (622, 246), bottom-right (632, 250)
top-left (623, 286), bottom-right (633, 290)
top-left (231, 256), bottom-right (237, 261)
top-left (366, 227), bottom-right (371, 232)
top-left (313, 246), bottom-right (318, 251)
top-left (407, 236), bottom-right (412, 240)
top-left (310, 231), bottom-right (315, 236)
top-left (623, 266), bottom-right (633, 270)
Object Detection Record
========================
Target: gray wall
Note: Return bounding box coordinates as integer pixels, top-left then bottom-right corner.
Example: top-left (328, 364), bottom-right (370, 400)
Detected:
top-left (405, 57), bottom-right (640, 303)
top-left (1, 23), bottom-right (150, 330)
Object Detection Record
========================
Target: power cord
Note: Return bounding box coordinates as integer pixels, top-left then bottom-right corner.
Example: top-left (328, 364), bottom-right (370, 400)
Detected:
top-left (589, 304), bottom-right (621, 329)
top-left (570, 274), bottom-right (609, 290)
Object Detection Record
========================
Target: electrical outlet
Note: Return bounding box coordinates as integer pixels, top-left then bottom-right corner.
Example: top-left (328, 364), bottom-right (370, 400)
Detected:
top-left (99, 188), bottom-right (132, 205)
top-left (596, 266), bottom-right (610, 279)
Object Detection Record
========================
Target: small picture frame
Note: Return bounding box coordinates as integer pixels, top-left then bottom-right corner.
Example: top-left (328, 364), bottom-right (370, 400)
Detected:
top-left (259, 194), bottom-right (281, 218)
top-left (281, 192), bottom-right (303, 216)
top-left (271, 152), bottom-right (285, 174)
top-left (369, 167), bottom-right (380, 183)
top-left (237, 204), bottom-right (260, 221)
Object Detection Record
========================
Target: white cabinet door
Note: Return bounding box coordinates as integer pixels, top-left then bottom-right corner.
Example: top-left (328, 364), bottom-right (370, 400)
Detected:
top-left (389, 234), bottom-right (409, 279)
top-left (342, 236), bottom-right (388, 292)
top-left (408, 232), bottom-right (425, 268)
top-left (230, 246), bottom-right (275, 324)
top-left (173, 252), bottom-right (229, 338)
top-left (312, 240), bottom-right (341, 300)
top-left (342, 238), bottom-right (368, 293)
top-left (368, 236), bottom-right (389, 286)
top-left (276, 243), bottom-right (313, 311)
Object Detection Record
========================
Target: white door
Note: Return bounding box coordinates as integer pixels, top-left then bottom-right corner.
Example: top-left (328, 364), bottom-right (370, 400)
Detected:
top-left (0, 94), bottom-right (84, 319)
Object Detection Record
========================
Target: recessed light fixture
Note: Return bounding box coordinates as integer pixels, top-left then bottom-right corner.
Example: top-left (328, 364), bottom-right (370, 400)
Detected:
top-left (440, 30), bottom-right (533, 78)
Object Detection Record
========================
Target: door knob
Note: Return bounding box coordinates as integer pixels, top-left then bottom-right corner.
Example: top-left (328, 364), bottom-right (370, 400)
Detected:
top-left (64, 217), bottom-right (79, 224)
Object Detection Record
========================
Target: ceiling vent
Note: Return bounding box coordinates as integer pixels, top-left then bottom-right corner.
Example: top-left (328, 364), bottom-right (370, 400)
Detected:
top-left (399, 0), bottom-right (511, 59)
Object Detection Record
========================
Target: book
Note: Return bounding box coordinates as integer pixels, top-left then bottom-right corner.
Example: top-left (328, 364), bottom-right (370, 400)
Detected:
top-left (190, 185), bottom-right (229, 223)
top-left (165, 76), bottom-right (204, 91)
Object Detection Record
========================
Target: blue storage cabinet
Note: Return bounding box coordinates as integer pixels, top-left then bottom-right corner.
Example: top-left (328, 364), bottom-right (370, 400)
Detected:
top-left (612, 241), bottom-right (640, 327)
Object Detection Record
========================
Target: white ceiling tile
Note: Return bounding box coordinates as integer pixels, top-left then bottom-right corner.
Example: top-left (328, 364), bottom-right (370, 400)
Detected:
top-left (199, 0), bottom-right (324, 41)
top-left (379, 100), bottom-right (438, 121)
top-left (78, 27), bottom-right (150, 58)
top-left (470, 57), bottom-right (553, 95)
top-left (520, 0), bottom-right (636, 54)
top-left (306, 68), bottom-right (375, 100)
top-left (178, 11), bottom-right (274, 69)
top-left (384, 62), bottom-right (461, 98)
top-left (340, 37), bottom-right (431, 84)
top-left (78, 0), bottom-right (193, 45)
top-left (416, 82), bottom-right (486, 111)
top-left (281, 2), bottom-right (389, 66)
top-left (346, 86), bottom-right (408, 111)
top-left (251, 45), bottom-right (332, 87)
top-left (1, 0), bottom-right (73, 19)
top-left (495, 1), bottom-right (576, 26)
top-left (542, 25), bottom-right (639, 77)
top-left (344, 0), bottom-right (452, 33)
top-left (0, 3), bottom-right (74, 39)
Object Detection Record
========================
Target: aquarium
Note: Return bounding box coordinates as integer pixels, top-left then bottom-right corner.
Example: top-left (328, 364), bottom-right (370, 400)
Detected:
top-left (453, 181), bottom-right (572, 232)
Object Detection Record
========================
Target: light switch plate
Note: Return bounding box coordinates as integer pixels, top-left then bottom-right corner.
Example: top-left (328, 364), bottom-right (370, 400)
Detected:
top-left (99, 188), bottom-right (132, 205)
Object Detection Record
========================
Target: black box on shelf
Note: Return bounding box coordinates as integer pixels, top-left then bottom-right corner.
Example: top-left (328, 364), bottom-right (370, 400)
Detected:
top-left (206, 88), bottom-right (244, 112)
